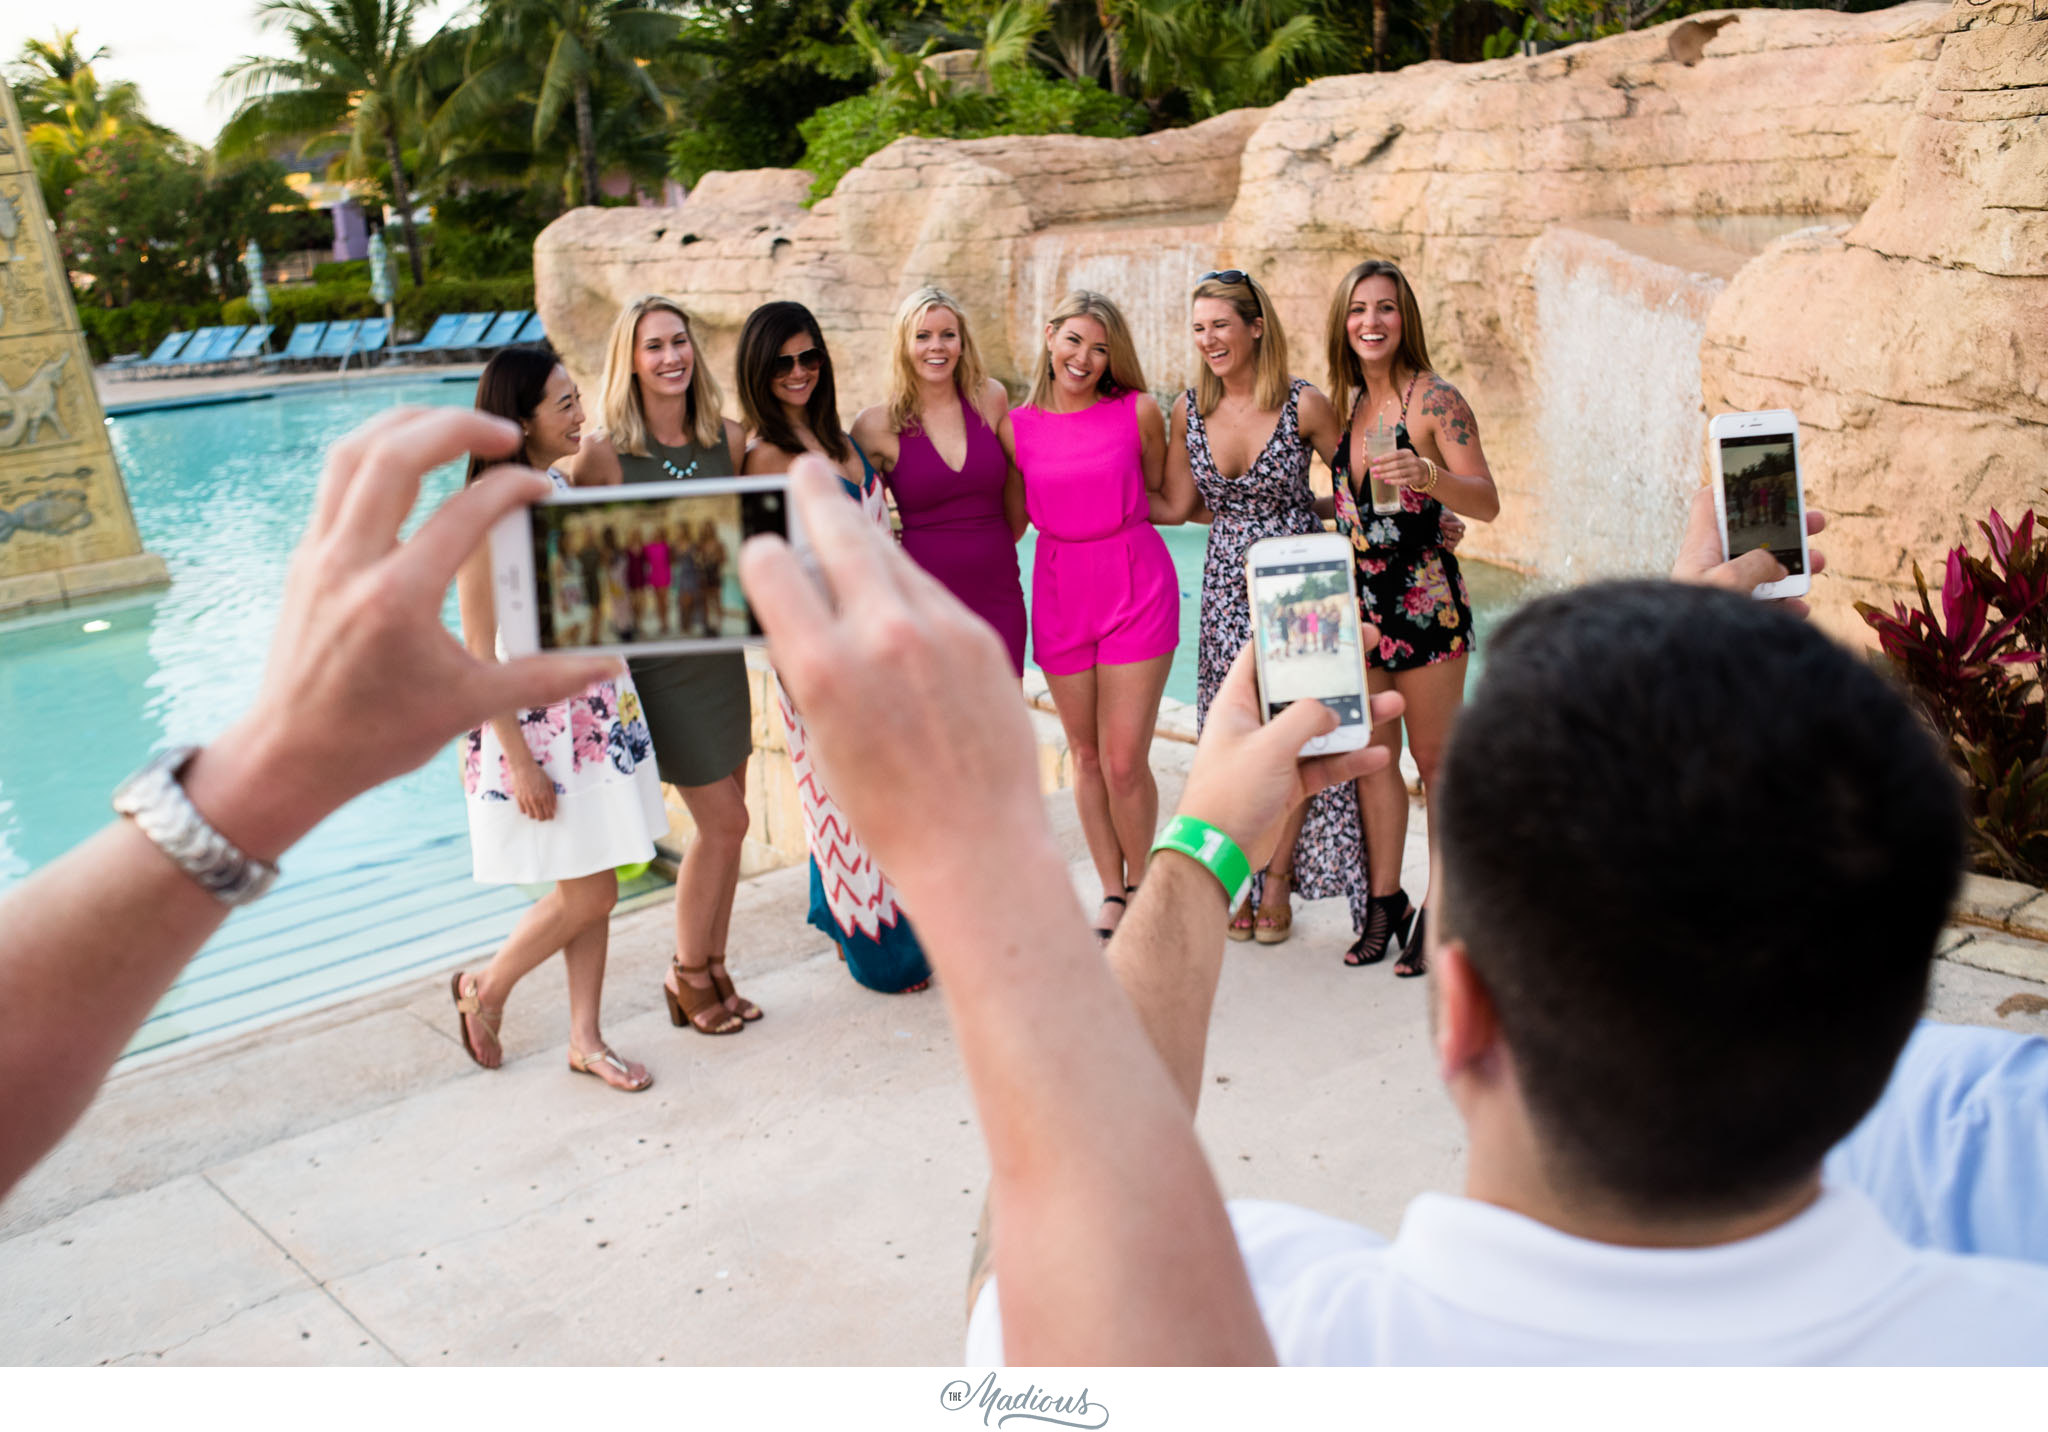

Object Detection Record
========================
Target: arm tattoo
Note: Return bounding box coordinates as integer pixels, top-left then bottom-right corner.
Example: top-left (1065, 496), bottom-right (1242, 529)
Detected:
top-left (1418, 377), bottom-right (1477, 448)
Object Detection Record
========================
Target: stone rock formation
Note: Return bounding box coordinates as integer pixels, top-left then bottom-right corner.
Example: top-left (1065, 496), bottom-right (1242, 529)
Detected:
top-left (536, 2), bottom-right (2043, 634)
top-left (1701, 0), bottom-right (2048, 644)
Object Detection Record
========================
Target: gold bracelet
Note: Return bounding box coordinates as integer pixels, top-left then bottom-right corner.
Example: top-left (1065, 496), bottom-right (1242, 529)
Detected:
top-left (1418, 456), bottom-right (1441, 494)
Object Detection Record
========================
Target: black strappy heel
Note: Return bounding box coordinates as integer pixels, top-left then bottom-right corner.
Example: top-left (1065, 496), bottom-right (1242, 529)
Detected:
top-left (1094, 893), bottom-right (1127, 942)
top-left (1346, 889), bottom-right (1417, 967)
top-left (1394, 908), bottom-right (1428, 977)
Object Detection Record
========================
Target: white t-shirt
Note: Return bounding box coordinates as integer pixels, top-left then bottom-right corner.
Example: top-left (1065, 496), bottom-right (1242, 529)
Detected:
top-left (964, 1187), bottom-right (2048, 1364)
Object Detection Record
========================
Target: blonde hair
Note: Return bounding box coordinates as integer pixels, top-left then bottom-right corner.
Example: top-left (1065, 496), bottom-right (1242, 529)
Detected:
top-left (886, 286), bottom-right (991, 432)
top-left (599, 294), bottom-right (726, 456)
top-left (1324, 260), bottom-right (1434, 422)
top-left (1028, 289), bottom-right (1147, 409)
top-left (1191, 271), bottom-right (1289, 416)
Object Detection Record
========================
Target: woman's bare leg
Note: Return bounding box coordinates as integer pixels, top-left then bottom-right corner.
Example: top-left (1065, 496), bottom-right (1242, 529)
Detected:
top-left (1357, 664), bottom-right (1409, 900)
top-left (1045, 668), bottom-right (1126, 932)
top-left (1094, 652), bottom-right (1174, 893)
top-left (559, 870), bottom-right (647, 1087)
top-left (464, 869), bottom-right (619, 1068)
top-left (666, 765), bottom-right (750, 1027)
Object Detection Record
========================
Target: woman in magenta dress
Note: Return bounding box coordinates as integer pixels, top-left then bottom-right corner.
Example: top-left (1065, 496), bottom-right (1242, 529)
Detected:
top-left (1001, 289), bottom-right (1178, 941)
top-left (852, 286), bottom-right (1026, 674)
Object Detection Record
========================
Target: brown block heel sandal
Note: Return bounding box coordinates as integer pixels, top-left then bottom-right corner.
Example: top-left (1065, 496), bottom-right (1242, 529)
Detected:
top-left (707, 956), bottom-right (762, 1021)
top-left (665, 959), bottom-right (743, 1035)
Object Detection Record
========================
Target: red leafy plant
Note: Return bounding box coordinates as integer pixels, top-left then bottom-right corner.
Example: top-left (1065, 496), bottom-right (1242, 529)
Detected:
top-left (1858, 510), bottom-right (2048, 883)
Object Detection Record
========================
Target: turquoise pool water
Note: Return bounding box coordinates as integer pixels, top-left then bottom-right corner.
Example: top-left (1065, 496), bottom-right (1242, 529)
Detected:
top-left (0, 378), bottom-right (1526, 1061)
top-left (0, 376), bottom-right (541, 1061)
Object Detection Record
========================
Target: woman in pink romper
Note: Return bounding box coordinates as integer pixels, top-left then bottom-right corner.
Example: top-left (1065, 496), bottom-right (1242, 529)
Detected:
top-left (1001, 290), bottom-right (1178, 940)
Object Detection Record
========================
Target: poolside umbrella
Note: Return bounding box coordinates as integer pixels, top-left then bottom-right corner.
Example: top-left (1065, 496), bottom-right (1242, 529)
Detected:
top-left (368, 230), bottom-right (396, 336)
top-left (243, 240), bottom-right (272, 345)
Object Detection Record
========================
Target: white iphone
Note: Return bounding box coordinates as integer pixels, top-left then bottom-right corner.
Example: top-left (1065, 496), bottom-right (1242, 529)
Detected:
top-left (1708, 409), bottom-right (1811, 601)
top-left (489, 475), bottom-right (798, 657)
top-left (1245, 531), bottom-right (1372, 756)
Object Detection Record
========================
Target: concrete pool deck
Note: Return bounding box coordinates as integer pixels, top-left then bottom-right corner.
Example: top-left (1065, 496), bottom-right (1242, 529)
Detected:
top-left (95, 361), bottom-right (485, 413)
top-left (2, 735), bottom-right (2045, 1365)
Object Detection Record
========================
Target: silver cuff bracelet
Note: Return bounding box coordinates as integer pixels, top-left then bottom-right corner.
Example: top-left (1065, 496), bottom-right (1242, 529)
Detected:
top-left (112, 744), bottom-right (280, 906)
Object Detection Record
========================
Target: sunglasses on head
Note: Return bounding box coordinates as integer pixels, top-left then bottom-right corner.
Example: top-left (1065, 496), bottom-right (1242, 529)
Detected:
top-left (1200, 269), bottom-right (1249, 286)
top-left (772, 347), bottom-right (824, 378)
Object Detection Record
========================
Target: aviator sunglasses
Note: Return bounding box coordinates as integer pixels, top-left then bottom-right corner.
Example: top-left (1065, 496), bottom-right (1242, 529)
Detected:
top-left (1199, 269), bottom-right (1263, 312)
top-left (772, 346), bottom-right (824, 378)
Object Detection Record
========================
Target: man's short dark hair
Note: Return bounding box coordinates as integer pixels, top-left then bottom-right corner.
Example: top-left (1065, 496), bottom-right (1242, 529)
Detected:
top-left (1436, 581), bottom-right (1963, 1219)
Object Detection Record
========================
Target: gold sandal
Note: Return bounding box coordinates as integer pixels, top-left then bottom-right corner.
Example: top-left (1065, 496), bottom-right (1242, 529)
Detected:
top-left (450, 972), bottom-right (502, 1067)
top-left (569, 1045), bottom-right (652, 1092)
top-left (665, 959), bottom-right (743, 1035)
top-left (1254, 871), bottom-right (1294, 946)
top-left (707, 956), bottom-right (762, 1022)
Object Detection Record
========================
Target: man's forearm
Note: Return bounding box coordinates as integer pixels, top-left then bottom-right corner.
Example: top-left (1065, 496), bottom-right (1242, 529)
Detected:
top-left (1108, 853), bottom-right (1231, 1112)
top-left (907, 834), bottom-right (1273, 1365)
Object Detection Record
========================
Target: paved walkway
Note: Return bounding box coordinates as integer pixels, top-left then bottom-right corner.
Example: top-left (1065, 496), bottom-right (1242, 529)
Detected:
top-left (2, 738), bottom-right (2043, 1364)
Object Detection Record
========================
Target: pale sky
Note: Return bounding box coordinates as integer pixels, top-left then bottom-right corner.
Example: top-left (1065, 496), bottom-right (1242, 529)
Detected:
top-left (5, 0), bottom-right (460, 148)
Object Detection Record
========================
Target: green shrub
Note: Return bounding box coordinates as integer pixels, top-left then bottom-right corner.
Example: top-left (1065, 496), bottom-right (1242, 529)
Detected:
top-left (77, 301), bottom-right (223, 362)
top-left (797, 68), bottom-right (1145, 200)
top-left (312, 259), bottom-right (371, 284)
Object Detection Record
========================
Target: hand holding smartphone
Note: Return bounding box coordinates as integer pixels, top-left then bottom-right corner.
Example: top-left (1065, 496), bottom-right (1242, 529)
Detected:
top-left (1245, 532), bottom-right (1372, 757)
top-left (489, 475), bottom-right (800, 657)
top-left (1708, 409), bottom-right (1811, 601)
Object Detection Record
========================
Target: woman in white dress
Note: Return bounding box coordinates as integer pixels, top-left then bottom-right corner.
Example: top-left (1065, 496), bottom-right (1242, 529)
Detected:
top-left (450, 347), bottom-right (668, 1091)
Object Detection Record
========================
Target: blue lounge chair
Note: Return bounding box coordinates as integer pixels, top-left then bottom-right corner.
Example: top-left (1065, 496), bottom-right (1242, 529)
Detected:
top-left (262, 321), bottom-right (330, 368)
top-left (222, 324), bottom-right (275, 367)
top-left (177, 325), bottom-right (249, 374)
top-left (476, 310), bottom-right (530, 350)
top-left (146, 326), bottom-right (226, 376)
top-left (510, 312), bottom-right (547, 345)
top-left (312, 320), bottom-right (365, 366)
top-left (128, 330), bottom-right (193, 377)
top-left (443, 311), bottom-right (497, 356)
top-left (340, 317), bottom-right (391, 369)
top-left (383, 313), bottom-right (466, 363)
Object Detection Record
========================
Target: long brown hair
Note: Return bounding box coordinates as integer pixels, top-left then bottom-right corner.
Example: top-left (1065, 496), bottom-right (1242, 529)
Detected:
top-left (599, 294), bottom-right (726, 456)
top-left (467, 345), bottom-right (559, 484)
top-left (1027, 290), bottom-right (1146, 409)
top-left (737, 300), bottom-right (850, 463)
top-left (1191, 271), bottom-right (1289, 417)
top-left (1325, 260), bottom-right (1433, 421)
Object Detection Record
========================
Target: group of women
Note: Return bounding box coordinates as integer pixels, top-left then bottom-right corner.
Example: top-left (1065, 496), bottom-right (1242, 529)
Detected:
top-left (443, 259), bottom-right (1499, 1094)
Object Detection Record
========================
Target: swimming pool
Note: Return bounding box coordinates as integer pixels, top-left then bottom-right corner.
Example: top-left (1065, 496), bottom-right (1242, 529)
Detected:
top-left (0, 377), bottom-right (1526, 1061)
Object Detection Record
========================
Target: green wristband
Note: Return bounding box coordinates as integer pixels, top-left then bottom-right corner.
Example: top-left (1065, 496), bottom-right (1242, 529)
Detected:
top-left (1151, 815), bottom-right (1253, 910)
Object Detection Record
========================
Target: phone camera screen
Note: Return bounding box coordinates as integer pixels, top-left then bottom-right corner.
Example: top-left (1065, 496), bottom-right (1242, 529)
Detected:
top-left (1719, 434), bottom-right (1804, 575)
top-left (529, 489), bottom-right (787, 650)
top-left (1252, 559), bottom-right (1365, 723)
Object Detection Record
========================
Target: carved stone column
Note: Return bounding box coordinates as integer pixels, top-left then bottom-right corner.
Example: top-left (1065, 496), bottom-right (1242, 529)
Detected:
top-left (0, 85), bottom-right (169, 620)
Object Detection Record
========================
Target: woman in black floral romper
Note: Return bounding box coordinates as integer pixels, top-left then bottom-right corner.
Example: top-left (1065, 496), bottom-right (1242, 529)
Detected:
top-left (1326, 260), bottom-right (1501, 977)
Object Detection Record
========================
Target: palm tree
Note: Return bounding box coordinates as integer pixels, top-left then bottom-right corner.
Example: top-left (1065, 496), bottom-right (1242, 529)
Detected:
top-left (428, 0), bottom-right (679, 210)
top-left (13, 30), bottom-right (174, 211)
top-left (218, 0), bottom-right (433, 285)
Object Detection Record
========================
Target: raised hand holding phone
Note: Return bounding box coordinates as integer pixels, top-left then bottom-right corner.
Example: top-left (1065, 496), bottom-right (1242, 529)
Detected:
top-left (1708, 409), bottom-right (1812, 600)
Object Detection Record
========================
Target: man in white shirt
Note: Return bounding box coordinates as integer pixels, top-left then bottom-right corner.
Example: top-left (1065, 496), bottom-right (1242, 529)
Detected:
top-left (741, 466), bottom-right (2048, 1365)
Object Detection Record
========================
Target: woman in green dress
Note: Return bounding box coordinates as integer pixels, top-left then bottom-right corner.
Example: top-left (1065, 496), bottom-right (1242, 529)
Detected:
top-left (568, 294), bottom-right (760, 1035)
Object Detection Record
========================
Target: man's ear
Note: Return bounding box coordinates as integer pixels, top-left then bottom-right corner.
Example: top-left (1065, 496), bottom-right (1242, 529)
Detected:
top-left (1433, 938), bottom-right (1502, 1085)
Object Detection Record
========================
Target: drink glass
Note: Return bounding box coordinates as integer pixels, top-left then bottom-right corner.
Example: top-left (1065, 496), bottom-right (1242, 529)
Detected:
top-left (1365, 418), bottom-right (1402, 515)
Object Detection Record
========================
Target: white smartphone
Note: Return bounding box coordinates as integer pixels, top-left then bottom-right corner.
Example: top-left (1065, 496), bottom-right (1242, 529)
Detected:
top-left (1708, 409), bottom-right (1811, 601)
top-left (1245, 531), bottom-right (1372, 757)
top-left (489, 475), bottom-right (799, 657)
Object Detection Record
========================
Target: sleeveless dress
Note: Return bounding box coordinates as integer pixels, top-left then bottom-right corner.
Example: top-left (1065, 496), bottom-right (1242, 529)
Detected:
top-left (462, 469), bottom-right (668, 884)
top-left (1010, 389), bottom-right (1179, 674)
top-left (1331, 399), bottom-right (1474, 672)
top-left (1188, 380), bottom-right (1369, 934)
top-left (617, 435), bottom-right (753, 787)
top-left (778, 445), bottom-right (931, 994)
top-left (888, 392), bottom-right (1027, 675)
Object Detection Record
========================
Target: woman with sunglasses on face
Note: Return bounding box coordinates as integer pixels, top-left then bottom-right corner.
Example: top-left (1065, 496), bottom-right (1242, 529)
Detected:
top-left (850, 286), bottom-right (1027, 675)
top-left (1323, 259), bottom-right (1499, 976)
top-left (1003, 290), bottom-right (1177, 942)
top-left (739, 301), bottom-right (931, 995)
top-left (571, 294), bottom-right (760, 1036)
top-left (449, 347), bottom-right (662, 1092)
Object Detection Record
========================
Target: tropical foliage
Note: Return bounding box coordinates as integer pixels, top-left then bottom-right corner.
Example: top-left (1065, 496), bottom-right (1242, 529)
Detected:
top-left (1859, 510), bottom-right (2048, 885)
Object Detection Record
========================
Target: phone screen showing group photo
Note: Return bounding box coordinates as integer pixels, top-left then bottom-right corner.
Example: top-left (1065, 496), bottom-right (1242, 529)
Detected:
top-left (1719, 434), bottom-right (1806, 574)
top-left (529, 489), bottom-right (786, 650)
top-left (1252, 559), bottom-right (1365, 724)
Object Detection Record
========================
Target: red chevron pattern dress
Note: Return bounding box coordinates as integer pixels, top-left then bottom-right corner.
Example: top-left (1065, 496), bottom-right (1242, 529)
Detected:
top-left (776, 450), bottom-right (931, 993)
